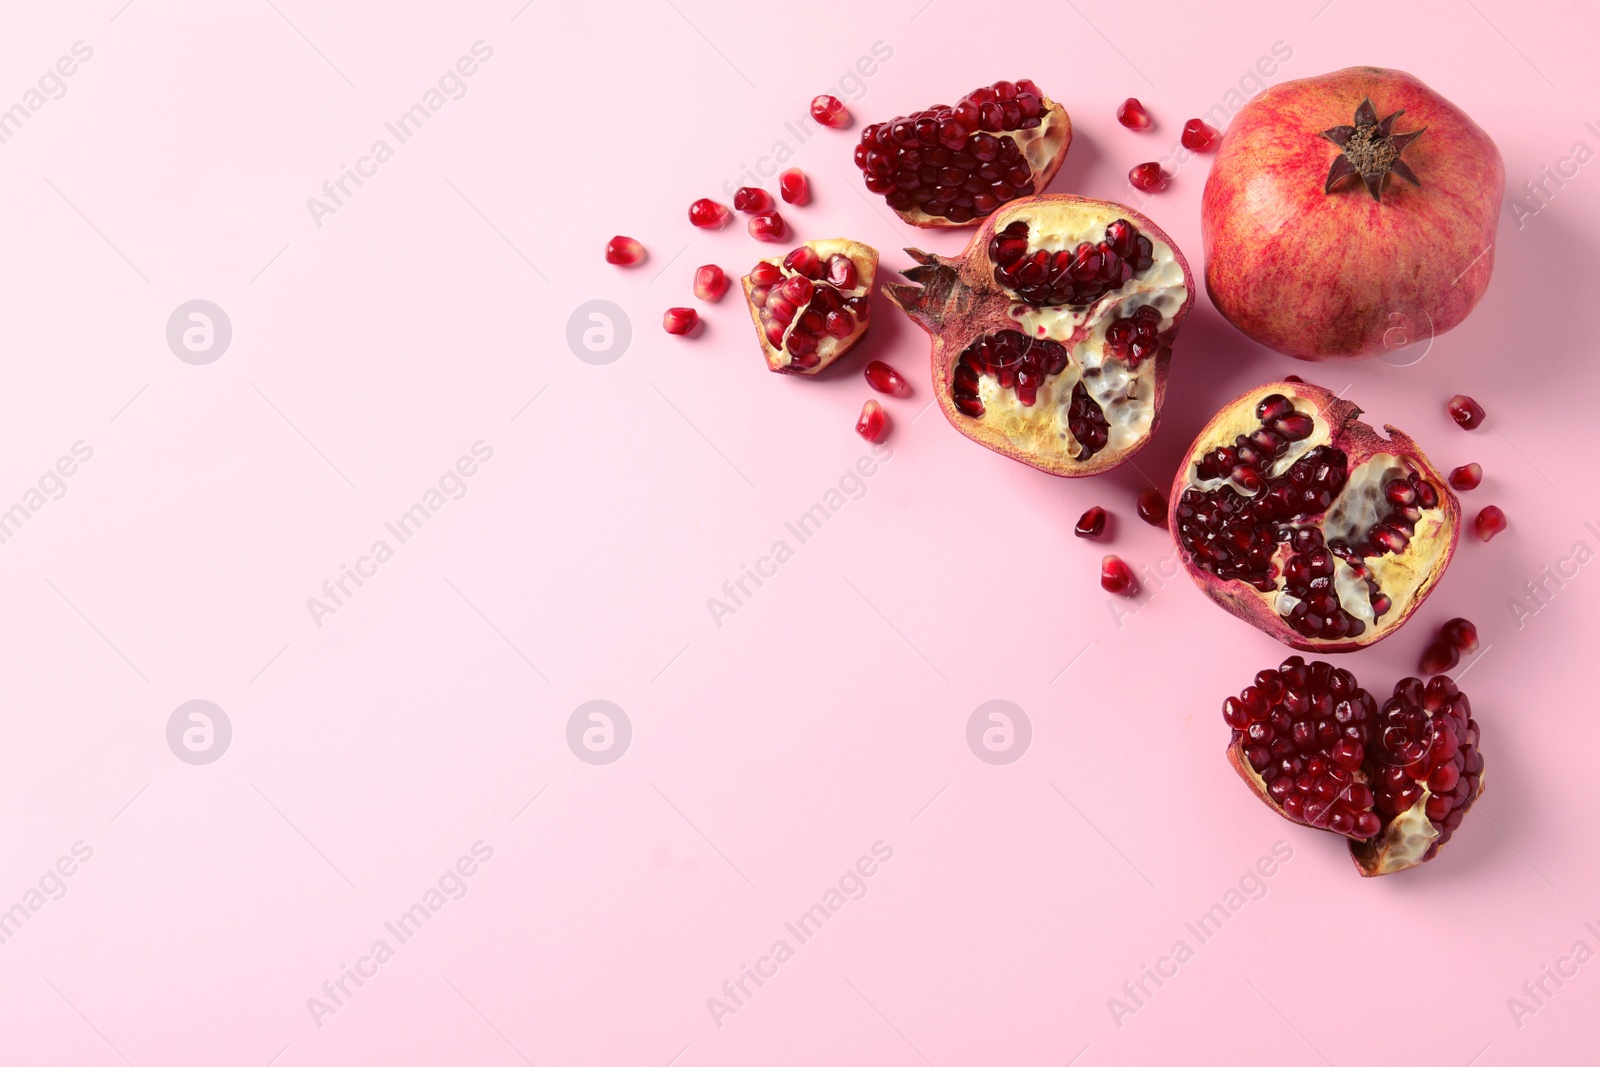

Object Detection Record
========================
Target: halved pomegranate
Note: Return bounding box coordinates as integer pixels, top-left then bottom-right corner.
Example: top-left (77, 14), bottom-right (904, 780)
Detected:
top-left (1223, 657), bottom-right (1484, 876)
top-left (742, 239), bottom-right (878, 375)
top-left (1172, 381), bottom-right (1460, 650)
top-left (853, 79), bottom-right (1072, 227)
top-left (886, 194), bottom-right (1194, 476)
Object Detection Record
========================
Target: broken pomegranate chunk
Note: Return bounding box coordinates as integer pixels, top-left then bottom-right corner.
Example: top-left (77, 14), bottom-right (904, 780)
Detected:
top-left (864, 360), bottom-right (910, 397)
top-left (1473, 505), bottom-right (1506, 541)
top-left (1448, 394), bottom-right (1486, 429)
top-left (662, 308), bottom-right (698, 335)
top-left (856, 399), bottom-right (889, 442)
top-left (1116, 98), bottom-right (1150, 130)
top-left (811, 94), bottom-right (849, 128)
top-left (1075, 506), bottom-right (1107, 538)
top-left (1101, 555), bottom-right (1136, 594)
top-left (1128, 162), bottom-right (1168, 193)
top-left (605, 236), bottom-right (645, 266)
top-left (688, 198), bottom-right (729, 229)
top-left (743, 238), bottom-right (877, 376)
top-left (779, 168), bottom-right (810, 206)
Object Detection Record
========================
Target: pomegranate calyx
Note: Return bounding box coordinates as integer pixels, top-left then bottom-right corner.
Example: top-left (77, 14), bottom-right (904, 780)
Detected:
top-left (1321, 98), bottom-right (1426, 202)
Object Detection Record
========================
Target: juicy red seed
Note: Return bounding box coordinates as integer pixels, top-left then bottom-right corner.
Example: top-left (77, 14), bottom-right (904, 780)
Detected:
top-left (825, 253), bottom-right (858, 289)
top-left (749, 261), bottom-right (782, 286)
top-left (810, 94), bottom-right (850, 129)
top-left (1128, 162), bottom-right (1168, 193)
top-left (1448, 394), bottom-right (1486, 429)
top-left (1448, 463), bottom-right (1482, 491)
top-left (694, 264), bottom-right (727, 302)
top-left (688, 198), bottom-right (729, 229)
top-left (1284, 374), bottom-right (1304, 383)
top-left (1420, 641), bottom-right (1458, 675)
top-left (605, 235), bottom-right (645, 266)
top-left (1181, 118), bottom-right (1219, 151)
top-left (734, 187), bottom-right (774, 213)
top-left (783, 245), bottom-right (821, 278)
top-left (1101, 555), bottom-right (1136, 595)
top-left (662, 307), bottom-right (698, 335)
top-left (1136, 487), bottom-right (1167, 527)
top-left (1441, 617), bottom-right (1479, 653)
top-left (1474, 505), bottom-right (1507, 542)
top-left (1075, 506), bottom-right (1107, 538)
top-left (749, 213), bottom-right (787, 242)
top-left (856, 399), bottom-right (889, 443)
top-left (1116, 98), bottom-right (1150, 130)
top-left (779, 168), bottom-right (810, 205)
top-left (864, 360), bottom-right (910, 397)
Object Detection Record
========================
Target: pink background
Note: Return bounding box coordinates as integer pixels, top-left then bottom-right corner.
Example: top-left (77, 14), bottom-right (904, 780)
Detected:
top-left (1, 0), bottom-right (1597, 1063)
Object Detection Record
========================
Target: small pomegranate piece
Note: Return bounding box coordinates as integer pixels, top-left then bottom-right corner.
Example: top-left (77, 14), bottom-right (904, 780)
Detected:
top-left (605, 236), bottom-right (645, 266)
top-left (743, 238), bottom-right (878, 376)
top-left (1128, 162), bottom-right (1168, 193)
top-left (662, 308), bottom-right (698, 336)
top-left (694, 264), bottom-right (728, 302)
top-left (1116, 98), bottom-right (1150, 130)
top-left (1136, 487), bottom-right (1167, 527)
top-left (1441, 617), bottom-right (1478, 653)
top-left (734, 187), bottom-right (774, 214)
top-left (1075, 506), bottom-right (1107, 538)
top-left (688, 198), bottom-right (729, 229)
top-left (1181, 118), bottom-right (1219, 151)
top-left (1222, 657), bottom-right (1484, 876)
top-left (1448, 394), bottom-right (1486, 429)
top-left (1473, 505), bottom-right (1506, 542)
top-left (1173, 381), bottom-right (1461, 651)
top-left (853, 79), bottom-right (1073, 227)
top-left (856, 399), bottom-right (889, 442)
top-left (1448, 462), bottom-right (1481, 491)
top-left (779, 168), bottom-right (810, 206)
top-left (864, 360), bottom-right (910, 397)
top-left (1420, 640), bottom-right (1458, 675)
top-left (811, 94), bottom-right (850, 129)
top-left (749, 213), bottom-right (787, 242)
top-left (1284, 374), bottom-right (1305, 383)
top-left (1101, 555), bottom-right (1136, 595)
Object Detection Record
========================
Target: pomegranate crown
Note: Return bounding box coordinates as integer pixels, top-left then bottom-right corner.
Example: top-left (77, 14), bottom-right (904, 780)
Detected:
top-left (1321, 98), bottom-right (1426, 202)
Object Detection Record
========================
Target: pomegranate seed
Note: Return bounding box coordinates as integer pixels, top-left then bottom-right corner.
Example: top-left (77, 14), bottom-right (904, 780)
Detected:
top-left (688, 198), bottom-right (729, 229)
top-left (1101, 555), bottom-right (1136, 595)
top-left (811, 94), bottom-right (849, 128)
top-left (694, 264), bottom-right (727, 302)
top-left (779, 168), bottom-right (810, 206)
top-left (1136, 487), bottom-right (1167, 527)
top-left (1420, 641), bottom-right (1459, 675)
top-left (1116, 98), bottom-right (1151, 130)
top-left (734, 187), bottom-right (774, 214)
top-left (1128, 162), bottom-right (1168, 193)
top-left (749, 212), bottom-right (787, 242)
top-left (864, 360), bottom-right (910, 397)
top-left (856, 399), bottom-right (889, 443)
top-left (1448, 394), bottom-right (1486, 429)
top-left (662, 307), bottom-right (698, 335)
top-left (1283, 374), bottom-right (1304, 383)
top-left (605, 235), bottom-right (645, 266)
top-left (1075, 506), bottom-right (1107, 538)
top-left (1473, 505), bottom-right (1506, 542)
top-left (1448, 462), bottom-right (1482, 491)
top-left (1181, 118), bottom-right (1219, 152)
top-left (1442, 618), bottom-right (1479, 653)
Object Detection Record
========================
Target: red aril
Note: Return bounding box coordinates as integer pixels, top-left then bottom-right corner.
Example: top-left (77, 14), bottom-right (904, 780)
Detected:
top-left (694, 264), bottom-right (728, 302)
top-left (605, 236), bottom-right (645, 266)
top-left (1420, 640), bottom-right (1458, 675)
top-left (864, 360), bottom-right (910, 397)
top-left (1136, 487), bottom-right (1167, 527)
top-left (688, 198), bottom-right (729, 229)
top-left (749, 213), bottom-right (787, 242)
top-left (1448, 462), bottom-right (1481, 490)
top-left (1075, 506), bottom-right (1107, 538)
top-left (743, 238), bottom-right (878, 376)
top-left (779, 168), bottom-right (810, 205)
top-left (811, 94), bottom-right (849, 128)
top-left (734, 187), bottom-right (774, 214)
top-left (856, 399), bottom-right (889, 442)
top-left (1441, 617), bottom-right (1478, 653)
top-left (663, 308), bottom-right (698, 335)
top-left (1101, 555), bottom-right (1136, 594)
top-left (1129, 162), bottom-right (1168, 193)
top-left (1116, 98), bottom-right (1150, 130)
top-left (1181, 118), bottom-right (1219, 151)
top-left (1448, 394), bottom-right (1486, 429)
top-left (1474, 505), bottom-right (1506, 541)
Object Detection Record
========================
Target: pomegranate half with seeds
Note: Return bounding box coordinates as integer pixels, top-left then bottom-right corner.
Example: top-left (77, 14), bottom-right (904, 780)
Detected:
top-left (887, 194), bottom-right (1193, 476)
top-left (742, 239), bottom-right (878, 375)
top-left (854, 79), bottom-right (1072, 227)
top-left (1202, 67), bottom-right (1504, 360)
top-left (1223, 657), bottom-right (1484, 876)
top-left (1172, 381), bottom-right (1459, 651)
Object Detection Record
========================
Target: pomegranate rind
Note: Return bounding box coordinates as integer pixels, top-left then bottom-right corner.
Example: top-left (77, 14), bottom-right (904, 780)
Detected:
top-left (1201, 66), bottom-right (1504, 360)
top-left (886, 194), bottom-right (1194, 477)
top-left (741, 239), bottom-right (878, 376)
top-left (1171, 381), bottom-right (1460, 651)
top-left (894, 95), bottom-right (1073, 229)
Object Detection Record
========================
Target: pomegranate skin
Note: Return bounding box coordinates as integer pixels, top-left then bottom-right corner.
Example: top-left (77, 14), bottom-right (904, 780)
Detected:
top-left (1201, 67), bottom-right (1503, 361)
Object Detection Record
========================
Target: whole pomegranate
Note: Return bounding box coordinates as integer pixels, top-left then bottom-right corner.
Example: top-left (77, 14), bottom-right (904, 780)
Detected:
top-left (1202, 67), bottom-right (1503, 360)
top-left (742, 239), bottom-right (878, 375)
top-left (1223, 657), bottom-right (1484, 876)
top-left (1171, 381), bottom-right (1459, 650)
top-left (887, 194), bottom-right (1194, 476)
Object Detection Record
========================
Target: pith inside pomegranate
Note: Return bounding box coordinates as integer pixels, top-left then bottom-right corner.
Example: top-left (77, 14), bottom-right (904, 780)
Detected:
top-left (1172, 381), bottom-right (1459, 650)
top-left (1202, 67), bottom-right (1504, 360)
top-left (887, 194), bottom-right (1194, 476)
top-left (1223, 657), bottom-right (1484, 876)
top-left (742, 239), bottom-right (878, 375)
top-left (854, 79), bottom-right (1072, 228)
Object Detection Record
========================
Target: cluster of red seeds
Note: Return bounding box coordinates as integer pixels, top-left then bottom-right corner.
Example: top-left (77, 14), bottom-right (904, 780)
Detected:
top-left (1369, 675), bottom-right (1483, 860)
top-left (746, 246), bottom-right (868, 369)
top-left (1103, 305), bottom-right (1164, 365)
top-left (988, 218), bottom-right (1155, 307)
top-left (854, 79), bottom-right (1048, 223)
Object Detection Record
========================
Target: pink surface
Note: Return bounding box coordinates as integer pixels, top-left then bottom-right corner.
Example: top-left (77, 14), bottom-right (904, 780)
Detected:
top-left (1, 1), bottom-right (1597, 1063)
